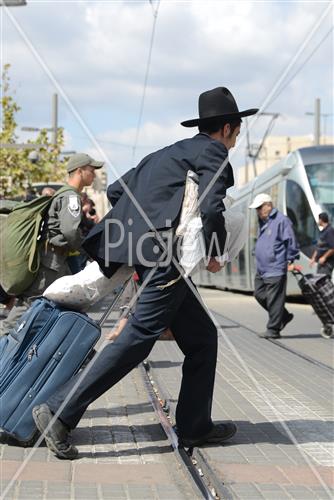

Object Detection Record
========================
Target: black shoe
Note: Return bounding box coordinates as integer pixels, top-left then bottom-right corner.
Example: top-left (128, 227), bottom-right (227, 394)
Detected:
top-left (32, 404), bottom-right (78, 460)
top-left (179, 422), bottom-right (237, 448)
top-left (281, 312), bottom-right (294, 331)
top-left (258, 331), bottom-right (281, 339)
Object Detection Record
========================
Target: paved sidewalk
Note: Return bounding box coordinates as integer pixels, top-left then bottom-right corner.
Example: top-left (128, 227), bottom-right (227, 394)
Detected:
top-left (1, 303), bottom-right (198, 500)
top-left (147, 288), bottom-right (334, 499)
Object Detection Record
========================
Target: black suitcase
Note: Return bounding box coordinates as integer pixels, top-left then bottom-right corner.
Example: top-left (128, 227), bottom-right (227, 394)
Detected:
top-left (293, 271), bottom-right (334, 338)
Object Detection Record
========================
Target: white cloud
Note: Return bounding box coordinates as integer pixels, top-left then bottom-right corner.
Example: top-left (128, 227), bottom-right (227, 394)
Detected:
top-left (2, 0), bottom-right (333, 175)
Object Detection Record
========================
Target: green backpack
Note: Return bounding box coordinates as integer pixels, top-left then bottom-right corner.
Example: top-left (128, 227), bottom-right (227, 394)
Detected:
top-left (0, 186), bottom-right (73, 295)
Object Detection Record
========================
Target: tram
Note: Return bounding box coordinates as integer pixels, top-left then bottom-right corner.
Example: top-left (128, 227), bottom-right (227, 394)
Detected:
top-left (194, 145), bottom-right (334, 295)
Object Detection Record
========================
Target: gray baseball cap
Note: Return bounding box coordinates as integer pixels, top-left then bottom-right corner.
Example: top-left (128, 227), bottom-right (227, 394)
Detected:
top-left (66, 153), bottom-right (104, 173)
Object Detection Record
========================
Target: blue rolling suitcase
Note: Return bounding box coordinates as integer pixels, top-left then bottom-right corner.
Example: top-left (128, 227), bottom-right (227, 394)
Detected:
top-left (0, 290), bottom-right (124, 446)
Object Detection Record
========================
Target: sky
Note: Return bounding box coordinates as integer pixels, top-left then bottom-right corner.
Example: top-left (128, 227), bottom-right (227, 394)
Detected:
top-left (1, 0), bottom-right (333, 186)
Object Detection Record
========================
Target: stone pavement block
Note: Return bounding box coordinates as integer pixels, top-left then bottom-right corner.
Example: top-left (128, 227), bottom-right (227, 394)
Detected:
top-left (311, 485), bottom-right (334, 499)
top-left (27, 447), bottom-right (49, 462)
top-left (155, 483), bottom-right (197, 499)
top-left (16, 480), bottom-right (45, 499)
top-left (1, 460), bottom-right (72, 482)
top-left (1, 446), bottom-right (25, 461)
top-left (230, 482), bottom-right (264, 499)
top-left (127, 484), bottom-right (156, 499)
top-left (0, 482), bottom-right (16, 500)
top-left (45, 481), bottom-right (71, 499)
top-left (256, 483), bottom-right (290, 499)
top-left (74, 483), bottom-right (99, 499)
top-left (282, 484), bottom-right (326, 499)
top-left (277, 464), bottom-right (334, 487)
top-left (100, 484), bottom-right (127, 499)
top-left (218, 463), bottom-right (289, 485)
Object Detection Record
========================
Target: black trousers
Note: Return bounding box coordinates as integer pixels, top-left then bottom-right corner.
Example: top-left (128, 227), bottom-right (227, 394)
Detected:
top-left (254, 273), bottom-right (289, 334)
top-left (47, 263), bottom-right (218, 440)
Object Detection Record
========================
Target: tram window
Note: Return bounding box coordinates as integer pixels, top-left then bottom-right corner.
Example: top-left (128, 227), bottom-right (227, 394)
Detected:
top-left (286, 180), bottom-right (318, 258)
top-left (305, 162), bottom-right (334, 220)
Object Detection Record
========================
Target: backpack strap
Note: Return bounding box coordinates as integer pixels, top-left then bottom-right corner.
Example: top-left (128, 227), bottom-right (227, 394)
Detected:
top-left (27, 186), bottom-right (77, 273)
top-left (28, 213), bottom-right (44, 273)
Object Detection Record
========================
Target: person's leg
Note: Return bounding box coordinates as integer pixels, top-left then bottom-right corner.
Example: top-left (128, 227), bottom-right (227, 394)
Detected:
top-left (264, 274), bottom-right (287, 333)
top-left (254, 274), bottom-right (268, 311)
top-left (46, 264), bottom-right (189, 429)
top-left (170, 287), bottom-right (217, 440)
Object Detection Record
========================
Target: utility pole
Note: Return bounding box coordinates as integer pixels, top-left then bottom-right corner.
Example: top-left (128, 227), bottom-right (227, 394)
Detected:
top-left (246, 112), bottom-right (280, 180)
top-left (51, 93), bottom-right (58, 172)
top-left (51, 93), bottom-right (58, 148)
top-left (314, 98), bottom-right (320, 146)
top-left (21, 93), bottom-right (62, 171)
top-left (245, 118), bottom-right (250, 184)
top-left (305, 99), bottom-right (333, 146)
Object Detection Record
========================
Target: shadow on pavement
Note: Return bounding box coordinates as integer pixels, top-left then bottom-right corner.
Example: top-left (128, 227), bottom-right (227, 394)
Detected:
top-left (73, 420), bottom-right (333, 448)
top-left (281, 333), bottom-right (324, 339)
top-left (77, 444), bottom-right (173, 460)
top-left (83, 402), bottom-right (154, 418)
top-left (224, 420), bottom-right (334, 445)
top-left (149, 360), bottom-right (182, 369)
top-left (73, 423), bottom-right (167, 445)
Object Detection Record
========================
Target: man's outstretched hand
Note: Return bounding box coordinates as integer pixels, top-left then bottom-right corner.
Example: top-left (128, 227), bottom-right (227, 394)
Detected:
top-left (206, 257), bottom-right (223, 273)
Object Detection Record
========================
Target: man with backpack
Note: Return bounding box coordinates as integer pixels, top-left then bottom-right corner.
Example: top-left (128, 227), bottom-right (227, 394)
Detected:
top-left (0, 153), bottom-right (103, 336)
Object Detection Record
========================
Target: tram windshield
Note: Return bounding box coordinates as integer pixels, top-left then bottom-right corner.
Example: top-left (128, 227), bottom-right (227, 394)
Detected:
top-left (305, 162), bottom-right (334, 219)
top-left (286, 180), bottom-right (318, 258)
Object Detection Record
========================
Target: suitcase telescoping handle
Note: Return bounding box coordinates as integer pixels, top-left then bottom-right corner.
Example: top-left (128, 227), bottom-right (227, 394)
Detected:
top-left (97, 276), bottom-right (132, 328)
top-left (291, 269), bottom-right (304, 279)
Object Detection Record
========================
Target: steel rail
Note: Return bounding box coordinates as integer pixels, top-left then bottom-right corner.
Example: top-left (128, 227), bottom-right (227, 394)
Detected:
top-left (141, 360), bottom-right (232, 500)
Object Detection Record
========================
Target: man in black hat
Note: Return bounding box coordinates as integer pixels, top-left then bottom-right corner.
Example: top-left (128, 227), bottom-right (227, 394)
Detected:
top-left (33, 87), bottom-right (258, 459)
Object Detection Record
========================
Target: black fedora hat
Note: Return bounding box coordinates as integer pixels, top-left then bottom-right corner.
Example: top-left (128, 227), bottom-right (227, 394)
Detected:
top-left (181, 86), bottom-right (258, 128)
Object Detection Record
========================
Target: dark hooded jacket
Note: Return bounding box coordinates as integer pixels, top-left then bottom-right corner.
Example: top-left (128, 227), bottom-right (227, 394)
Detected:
top-left (83, 133), bottom-right (234, 276)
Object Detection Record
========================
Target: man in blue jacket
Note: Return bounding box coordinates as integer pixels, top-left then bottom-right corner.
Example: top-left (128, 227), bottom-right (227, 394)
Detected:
top-left (249, 193), bottom-right (299, 339)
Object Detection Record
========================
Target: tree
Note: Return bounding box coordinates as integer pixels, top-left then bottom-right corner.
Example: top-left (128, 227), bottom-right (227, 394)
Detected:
top-left (0, 64), bottom-right (67, 198)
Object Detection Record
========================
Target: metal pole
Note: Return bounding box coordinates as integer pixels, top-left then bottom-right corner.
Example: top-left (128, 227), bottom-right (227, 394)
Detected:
top-left (245, 118), bottom-right (250, 183)
top-left (51, 93), bottom-right (58, 147)
top-left (314, 98), bottom-right (320, 145)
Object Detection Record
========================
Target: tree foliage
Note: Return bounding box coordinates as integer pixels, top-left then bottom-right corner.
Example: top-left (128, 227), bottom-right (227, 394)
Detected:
top-left (0, 64), bottom-right (67, 198)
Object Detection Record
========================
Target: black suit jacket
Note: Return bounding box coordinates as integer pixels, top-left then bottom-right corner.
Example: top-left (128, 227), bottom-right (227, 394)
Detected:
top-left (83, 133), bottom-right (234, 274)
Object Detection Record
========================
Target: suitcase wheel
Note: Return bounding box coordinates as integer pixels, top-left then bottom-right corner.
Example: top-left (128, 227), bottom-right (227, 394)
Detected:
top-left (320, 324), bottom-right (334, 339)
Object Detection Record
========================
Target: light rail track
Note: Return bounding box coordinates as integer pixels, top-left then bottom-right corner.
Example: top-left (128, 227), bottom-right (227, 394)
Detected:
top-left (141, 360), bottom-right (232, 500)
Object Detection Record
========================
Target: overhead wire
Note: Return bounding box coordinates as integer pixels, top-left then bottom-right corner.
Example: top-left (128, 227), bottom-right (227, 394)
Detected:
top-left (246, 10), bottom-right (333, 169)
top-left (131, 0), bottom-right (161, 163)
top-left (265, 26), bottom-right (333, 109)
